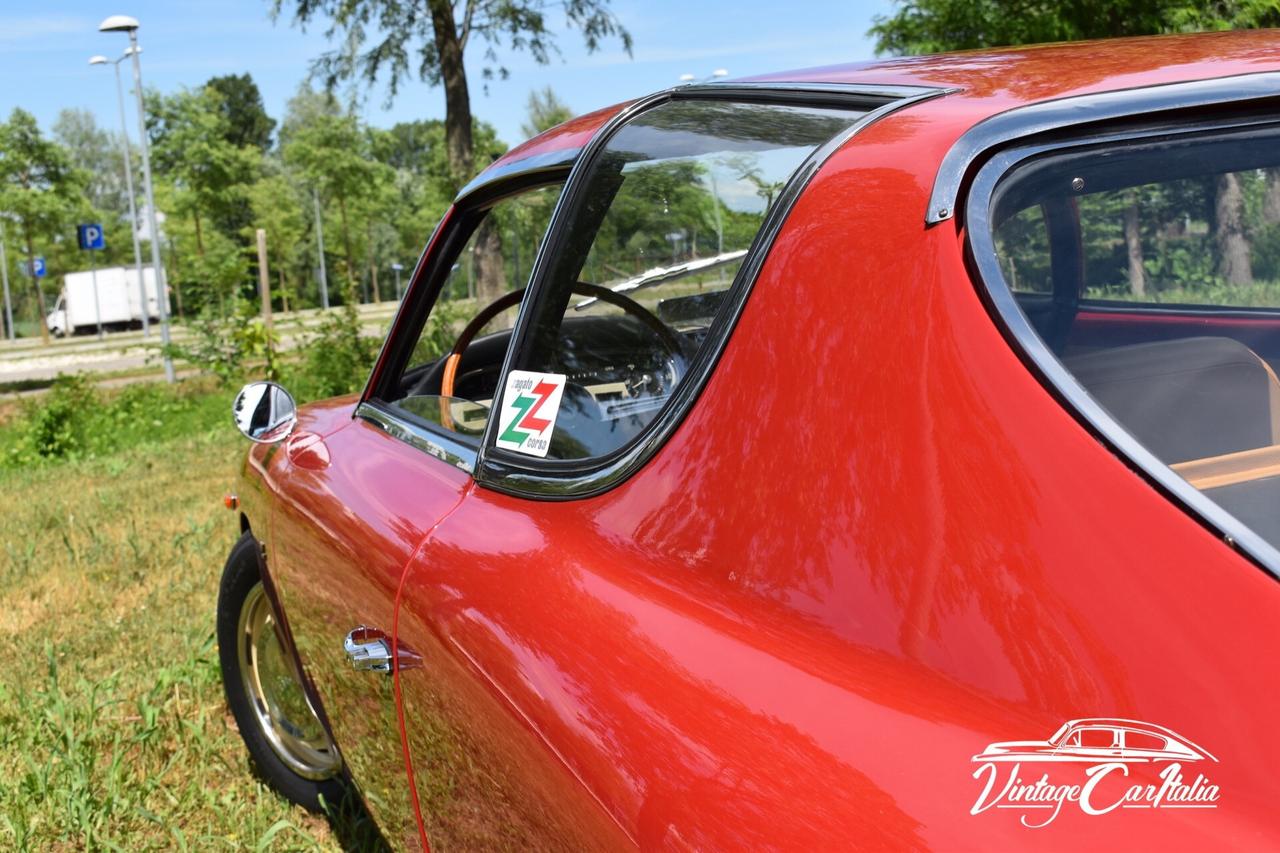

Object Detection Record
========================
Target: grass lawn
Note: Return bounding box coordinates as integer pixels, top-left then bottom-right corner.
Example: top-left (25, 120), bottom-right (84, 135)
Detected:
top-left (0, 380), bottom-right (382, 850)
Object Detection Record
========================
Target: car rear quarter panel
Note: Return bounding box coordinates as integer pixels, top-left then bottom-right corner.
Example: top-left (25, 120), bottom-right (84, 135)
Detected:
top-left (400, 101), bottom-right (1279, 848)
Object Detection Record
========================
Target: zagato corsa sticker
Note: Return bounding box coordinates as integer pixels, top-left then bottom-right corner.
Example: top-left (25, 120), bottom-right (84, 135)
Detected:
top-left (496, 370), bottom-right (567, 458)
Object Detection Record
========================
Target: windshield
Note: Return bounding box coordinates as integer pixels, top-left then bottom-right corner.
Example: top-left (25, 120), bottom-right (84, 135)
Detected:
top-left (1047, 722), bottom-right (1072, 745)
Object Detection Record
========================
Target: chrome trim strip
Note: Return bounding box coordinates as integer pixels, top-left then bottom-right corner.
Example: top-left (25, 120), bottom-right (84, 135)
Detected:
top-left (927, 70), bottom-right (1280, 224)
top-left (677, 80), bottom-right (944, 102)
top-left (455, 147), bottom-right (581, 204)
top-left (475, 84), bottom-right (948, 500)
top-left (355, 400), bottom-right (478, 473)
top-left (966, 139), bottom-right (1280, 581)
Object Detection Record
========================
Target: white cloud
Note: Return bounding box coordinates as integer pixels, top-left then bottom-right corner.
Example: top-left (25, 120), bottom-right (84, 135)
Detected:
top-left (0, 14), bottom-right (89, 43)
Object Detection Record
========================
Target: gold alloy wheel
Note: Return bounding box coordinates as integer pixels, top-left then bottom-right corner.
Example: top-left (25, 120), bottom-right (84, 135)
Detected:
top-left (236, 582), bottom-right (341, 780)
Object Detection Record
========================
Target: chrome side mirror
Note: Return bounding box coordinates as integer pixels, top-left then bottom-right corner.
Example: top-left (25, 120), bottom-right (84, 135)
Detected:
top-left (233, 381), bottom-right (298, 443)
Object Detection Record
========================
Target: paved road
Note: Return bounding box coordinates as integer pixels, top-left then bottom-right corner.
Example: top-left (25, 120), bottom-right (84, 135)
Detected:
top-left (0, 303), bottom-right (400, 385)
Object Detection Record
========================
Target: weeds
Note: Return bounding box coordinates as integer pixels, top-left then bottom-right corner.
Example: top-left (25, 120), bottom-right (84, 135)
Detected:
top-left (0, 382), bottom-right (369, 850)
top-left (288, 303), bottom-right (381, 400)
top-left (1, 376), bottom-right (231, 469)
top-left (164, 297), bottom-right (278, 386)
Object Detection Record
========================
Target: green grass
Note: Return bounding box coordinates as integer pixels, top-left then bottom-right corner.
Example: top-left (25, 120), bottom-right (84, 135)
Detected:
top-left (0, 380), bottom-right (381, 850)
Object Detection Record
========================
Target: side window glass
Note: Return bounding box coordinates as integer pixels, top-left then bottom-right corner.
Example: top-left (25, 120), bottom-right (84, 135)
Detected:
top-left (988, 129), bottom-right (1280, 551)
top-left (1124, 731), bottom-right (1165, 751)
top-left (380, 183), bottom-right (563, 440)
top-left (499, 100), bottom-right (866, 461)
top-left (1078, 729), bottom-right (1117, 749)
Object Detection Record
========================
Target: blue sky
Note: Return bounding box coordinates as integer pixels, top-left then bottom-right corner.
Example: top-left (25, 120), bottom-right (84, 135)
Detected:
top-left (0, 1), bottom-right (894, 149)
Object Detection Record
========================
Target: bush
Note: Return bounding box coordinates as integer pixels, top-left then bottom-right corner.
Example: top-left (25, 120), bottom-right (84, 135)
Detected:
top-left (21, 374), bottom-right (98, 460)
top-left (2, 377), bottom-right (231, 470)
top-left (164, 298), bottom-right (276, 386)
top-left (287, 303), bottom-right (381, 400)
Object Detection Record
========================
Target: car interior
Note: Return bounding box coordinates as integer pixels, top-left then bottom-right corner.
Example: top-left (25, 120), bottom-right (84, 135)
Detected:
top-left (992, 127), bottom-right (1280, 547)
top-left (386, 100), bottom-right (864, 462)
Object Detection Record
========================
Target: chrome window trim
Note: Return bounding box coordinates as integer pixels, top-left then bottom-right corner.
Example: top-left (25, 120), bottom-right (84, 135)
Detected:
top-left (474, 83), bottom-right (949, 500)
top-left (965, 129), bottom-right (1280, 581)
top-left (928, 70), bottom-right (1280, 225)
top-left (355, 400), bottom-right (478, 474)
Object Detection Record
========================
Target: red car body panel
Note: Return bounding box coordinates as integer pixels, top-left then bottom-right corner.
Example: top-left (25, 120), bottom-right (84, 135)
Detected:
top-left (235, 32), bottom-right (1280, 849)
top-left (258, 406), bottom-right (470, 848)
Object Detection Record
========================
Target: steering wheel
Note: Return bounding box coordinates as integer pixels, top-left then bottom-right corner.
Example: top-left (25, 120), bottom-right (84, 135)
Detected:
top-left (440, 282), bottom-right (687, 399)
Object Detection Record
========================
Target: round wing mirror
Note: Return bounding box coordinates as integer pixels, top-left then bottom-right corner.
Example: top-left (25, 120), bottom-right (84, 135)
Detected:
top-left (232, 381), bottom-right (298, 443)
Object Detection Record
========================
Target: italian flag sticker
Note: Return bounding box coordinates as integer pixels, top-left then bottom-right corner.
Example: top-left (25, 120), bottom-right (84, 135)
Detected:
top-left (496, 370), bottom-right (567, 458)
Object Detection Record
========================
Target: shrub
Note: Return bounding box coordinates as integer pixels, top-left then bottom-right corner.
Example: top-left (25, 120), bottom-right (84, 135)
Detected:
top-left (288, 303), bottom-right (381, 400)
top-left (21, 374), bottom-right (98, 460)
top-left (164, 297), bottom-right (276, 386)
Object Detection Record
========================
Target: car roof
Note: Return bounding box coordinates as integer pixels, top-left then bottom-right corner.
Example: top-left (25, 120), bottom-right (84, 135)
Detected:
top-left (1065, 718), bottom-right (1177, 736)
top-left (743, 29), bottom-right (1280, 112)
top-left (475, 30), bottom-right (1280, 197)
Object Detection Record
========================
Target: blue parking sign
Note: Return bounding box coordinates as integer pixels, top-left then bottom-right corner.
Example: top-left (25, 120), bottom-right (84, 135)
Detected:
top-left (31, 257), bottom-right (45, 277)
top-left (78, 223), bottom-right (105, 251)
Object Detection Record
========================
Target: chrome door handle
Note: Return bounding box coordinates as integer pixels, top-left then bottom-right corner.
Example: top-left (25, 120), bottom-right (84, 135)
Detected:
top-left (344, 627), bottom-right (393, 672)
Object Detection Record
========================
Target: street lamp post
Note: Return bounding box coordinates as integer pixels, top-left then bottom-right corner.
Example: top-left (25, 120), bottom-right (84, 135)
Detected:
top-left (89, 48), bottom-right (150, 338)
top-left (0, 221), bottom-right (12, 341)
top-left (390, 262), bottom-right (404, 301)
top-left (313, 189), bottom-right (329, 310)
top-left (99, 14), bottom-right (174, 383)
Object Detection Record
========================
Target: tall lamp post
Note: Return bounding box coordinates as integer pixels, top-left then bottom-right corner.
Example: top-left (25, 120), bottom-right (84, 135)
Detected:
top-left (89, 48), bottom-right (149, 338)
top-left (99, 14), bottom-right (174, 383)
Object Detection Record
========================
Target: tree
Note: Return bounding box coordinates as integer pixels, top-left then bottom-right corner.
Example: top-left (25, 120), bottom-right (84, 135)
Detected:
top-left (869, 0), bottom-right (1280, 56)
top-left (246, 171), bottom-right (307, 311)
top-left (206, 73), bottom-right (277, 151)
top-left (283, 109), bottom-right (391, 301)
top-left (0, 109), bottom-right (86, 344)
top-left (273, 0), bottom-right (631, 186)
top-left (147, 87), bottom-right (261, 255)
top-left (52, 109), bottom-right (129, 222)
top-left (522, 86), bottom-right (573, 138)
top-left (870, 0), bottom-right (1280, 288)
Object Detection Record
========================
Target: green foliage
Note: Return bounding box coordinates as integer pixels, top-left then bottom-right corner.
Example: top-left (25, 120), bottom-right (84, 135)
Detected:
top-left (1142, 241), bottom-right (1222, 291)
top-left (0, 107), bottom-right (89, 333)
top-left (17, 374), bottom-right (98, 461)
top-left (287, 304), bottom-right (381, 399)
top-left (51, 108), bottom-right (131, 228)
top-left (1252, 221), bottom-right (1280, 280)
top-left (163, 298), bottom-right (277, 386)
top-left (870, 0), bottom-right (1280, 56)
top-left (522, 86), bottom-right (573, 137)
top-left (205, 73), bottom-right (276, 151)
top-left (404, 299), bottom-right (467, 367)
top-left (273, 0), bottom-right (632, 99)
top-left (2, 377), bottom-right (231, 468)
top-left (147, 86), bottom-right (261, 242)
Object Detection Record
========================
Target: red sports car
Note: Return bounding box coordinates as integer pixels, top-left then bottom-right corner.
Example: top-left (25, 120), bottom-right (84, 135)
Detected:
top-left (218, 31), bottom-right (1280, 849)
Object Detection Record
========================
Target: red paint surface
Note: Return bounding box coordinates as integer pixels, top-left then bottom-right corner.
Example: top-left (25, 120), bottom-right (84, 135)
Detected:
top-left (236, 33), bottom-right (1280, 849)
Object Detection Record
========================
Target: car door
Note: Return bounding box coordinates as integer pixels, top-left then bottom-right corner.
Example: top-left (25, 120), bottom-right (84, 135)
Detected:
top-left (267, 396), bottom-right (470, 847)
top-left (261, 207), bottom-right (472, 845)
top-left (306, 177), bottom-right (567, 847)
top-left (392, 93), bottom-right (888, 848)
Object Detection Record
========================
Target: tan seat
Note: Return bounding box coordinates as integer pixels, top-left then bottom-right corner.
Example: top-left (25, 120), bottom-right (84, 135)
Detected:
top-left (1065, 336), bottom-right (1280, 465)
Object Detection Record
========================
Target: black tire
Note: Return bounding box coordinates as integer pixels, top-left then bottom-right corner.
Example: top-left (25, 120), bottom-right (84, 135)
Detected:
top-left (217, 532), bottom-right (348, 812)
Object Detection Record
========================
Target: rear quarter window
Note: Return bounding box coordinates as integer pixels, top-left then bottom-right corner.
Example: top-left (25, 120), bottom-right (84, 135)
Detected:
top-left (979, 125), bottom-right (1280, 555)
